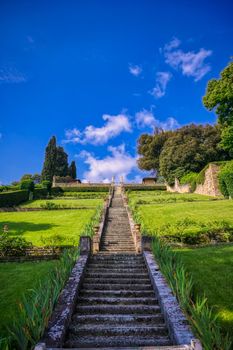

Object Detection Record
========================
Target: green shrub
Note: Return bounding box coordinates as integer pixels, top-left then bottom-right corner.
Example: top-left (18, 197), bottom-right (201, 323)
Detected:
top-left (40, 201), bottom-right (60, 210)
top-left (218, 161), bottom-right (233, 198)
top-left (41, 180), bottom-right (52, 192)
top-left (180, 172), bottom-right (198, 192)
top-left (61, 186), bottom-right (110, 192)
top-left (20, 180), bottom-right (34, 192)
top-left (124, 185), bottom-right (166, 191)
top-left (0, 234), bottom-right (32, 257)
top-left (33, 188), bottom-right (48, 199)
top-left (0, 190), bottom-right (29, 207)
top-left (51, 187), bottom-right (63, 196)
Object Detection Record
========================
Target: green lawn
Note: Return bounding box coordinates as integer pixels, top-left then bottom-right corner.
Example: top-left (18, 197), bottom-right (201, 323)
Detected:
top-left (127, 190), bottom-right (233, 336)
top-left (135, 199), bottom-right (233, 237)
top-left (174, 244), bottom-right (233, 334)
top-left (21, 198), bottom-right (103, 208)
top-left (128, 190), bottom-right (216, 205)
top-left (62, 191), bottom-right (107, 198)
top-left (0, 260), bottom-right (58, 336)
top-left (0, 209), bottom-right (95, 246)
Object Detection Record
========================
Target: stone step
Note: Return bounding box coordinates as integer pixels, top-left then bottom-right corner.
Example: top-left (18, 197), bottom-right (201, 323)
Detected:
top-left (68, 324), bottom-right (168, 337)
top-left (78, 297), bottom-right (158, 305)
top-left (87, 264), bottom-right (146, 270)
top-left (83, 278), bottom-right (151, 284)
top-left (85, 273), bottom-right (149, 278)
top-left (79, 290), bottom-right (155, 298)
top-left (76, 305), bottom-right (160, 314)
top-left (86, 268), bottom-right (148, 274)
top-left (82, 283), bottom-right (153, 291)
top-left (65, 335), bottom-right (172, 347)
top-left (71, 313), bottom-right (164, 325)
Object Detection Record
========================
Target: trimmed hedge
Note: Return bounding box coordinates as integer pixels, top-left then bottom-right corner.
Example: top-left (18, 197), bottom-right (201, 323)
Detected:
top-left (0, 190), bottom-right (29, 207)
top-left (219, 161), bottom-right (233, 198)
top-left (33, 188), bottom-right (48, 199)
top-left (124, 185), bottom-right (166, 191)
top-left (60, 186), bottom-right (110, 192)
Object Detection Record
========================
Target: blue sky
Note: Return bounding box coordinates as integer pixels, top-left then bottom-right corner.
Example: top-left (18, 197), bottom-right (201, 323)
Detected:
top-left (0, 0), bottom-right (233, 184)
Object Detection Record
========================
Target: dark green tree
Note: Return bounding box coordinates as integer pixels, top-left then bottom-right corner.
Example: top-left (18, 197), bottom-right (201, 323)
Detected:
top-left (41, 136), bottom-right (57, 181)
top-left (159, 124), bottom-right (229, 185)
top-left (137, 128), bottom-right (172, 173)
top-left (55, 146), bottom-right (68, 177)
top-left (20, 174), bottom-right (33, 181)
top-left (68, 160), bottom-right (77, 179)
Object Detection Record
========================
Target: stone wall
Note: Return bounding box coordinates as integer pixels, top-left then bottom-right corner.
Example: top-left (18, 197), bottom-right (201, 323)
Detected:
top-left (166, 163), bottom-right (222, 197)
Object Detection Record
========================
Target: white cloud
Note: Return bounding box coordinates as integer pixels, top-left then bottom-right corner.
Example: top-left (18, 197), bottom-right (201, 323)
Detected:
top-left (0, 67), bottom-right (27, 84)
top-left (136, 109), bottom-right (180, 130)
top-left (64, 113), bottom-right (132, 145)
top-left (80, 144), bottom-right (137, 183)
top-left (129, 64), bottom-right (142, 77)
top-left (163, 38), bottom-right (212, 81)
top-left (150, 71), bottom-right (172, 98)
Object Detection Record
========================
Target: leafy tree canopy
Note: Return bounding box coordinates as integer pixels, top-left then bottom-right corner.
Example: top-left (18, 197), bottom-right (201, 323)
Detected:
top-left (159, 124), bottom-right (229, 185)
top-left (68, 160), bottom-right (77, 179)
top-left (137, 128), bottom-right (172, 173)
top-left (55, 146), bottom-right (68, 177)
top-left (203, 60), bottom-right (233, 127)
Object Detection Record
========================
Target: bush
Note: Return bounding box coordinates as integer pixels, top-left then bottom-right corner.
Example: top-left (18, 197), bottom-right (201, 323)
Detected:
top-left (0, 234), bottom-right (32, 257)
top-left (124, 185), bottom-right (166, 191)
top-left (20, 180), bottom-right (34, 192)
top-left (33, 188), bottom-right (48, 199)
top-left (61, 186), bottom-right (110, 192)
top-left (218, 161), bottom-right (233, 198)
top-left (40, 201), bottom-right (60, 210)
top-left (180, 172), bottom-right (198, 192)
top-left (0, 190), bottom-right (29, 207)
top-left (41, 180), bottom-right (52, 192)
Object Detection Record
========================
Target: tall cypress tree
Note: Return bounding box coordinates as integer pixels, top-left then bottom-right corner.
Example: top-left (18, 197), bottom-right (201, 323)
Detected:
top-left (68, 160), bottom-right (77, 179)
top-left (55, 146), bottom-right (68, 176)
top-left (41, 136), bottom-right (57, 181)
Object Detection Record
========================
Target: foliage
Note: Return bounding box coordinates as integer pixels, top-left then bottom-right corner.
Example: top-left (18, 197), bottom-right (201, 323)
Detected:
top-left (180, 172), bottom-right (198, 191)
top-left (203, 61), bottom-right (233, 128)
top-left (220, 126), bottom-right (233, 157)
top-left (203, 61), bottom-right (233, 156)
top-left (22, 198), bottom-right (103, 209)
top-left (68, 160), bottom-right (77, 179)
top-left (41, 136), bottom-right (57, 181)
top-left (159, 124), bottom-right (229, 185)
top-left (61, 186), bottom-right (110, 192)
top-left (20, 180), bottom-right (34, 192)
top-left (0, 233), bottom-right (32, 257)
top-left (0, 190), bottom-right (29, 207)
top-left (33, 188), bottom-right (48, 199)
top-left (55, 146), bottom-right (68, 177)
top-left (218, 160), bottom-right (233, 197)
top-left (20, 174), bottom-right (33, 181)
top-left (152, 238), bottom-right (232, 349)
top-left (41, 180), bottom-right (52, 192)
top-left (124, 185), bottom-right (166, 191)
top-left (55, 175), bottom-right (75, 183)
top-left (137, 129), bottom-right (171, 172)
top-left (5, 249), bottom-right (77, 349)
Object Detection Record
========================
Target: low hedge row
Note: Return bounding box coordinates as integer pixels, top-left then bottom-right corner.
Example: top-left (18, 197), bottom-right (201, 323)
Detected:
top-left (60, 186), bottom-right (110, 192)
top-left (0, 190), bottom-right (29, 207)
top-left (124, 185), bottom-right (166, 191)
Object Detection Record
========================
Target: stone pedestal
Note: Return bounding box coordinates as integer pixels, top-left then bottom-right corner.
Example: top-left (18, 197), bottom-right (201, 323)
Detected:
top-left (80, 236), bottom-right (91, 255)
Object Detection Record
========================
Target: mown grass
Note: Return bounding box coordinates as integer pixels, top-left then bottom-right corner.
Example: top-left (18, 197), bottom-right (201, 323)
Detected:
top-left (0, 260), bottom-right (58, 337)
top-left (134, 200), bottom-right (233, 237)
top-left (0, 209), bottom-right (95, 246)
top-left (21, 198), bottom-right (103, 208)
top-left (127, 189), bottom-right (233, 339)
top-left (174, 244), bottom-right (233, 334)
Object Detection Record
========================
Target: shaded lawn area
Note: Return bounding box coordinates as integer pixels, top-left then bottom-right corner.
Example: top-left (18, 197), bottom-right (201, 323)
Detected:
top-left (174, 244), bottom-right (233, 334)
top-left (136, 200), bottom-right (233, 235)
top-left (21, 198), bottom-right (103, 208)
top-left (0, 209), bottom-right (95, 246)
top-left (0, 260), bottom-right (58, 337)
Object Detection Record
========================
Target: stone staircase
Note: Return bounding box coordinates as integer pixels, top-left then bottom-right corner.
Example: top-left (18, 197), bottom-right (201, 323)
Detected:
top-left (64, 187), bottom-right (173, 348)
